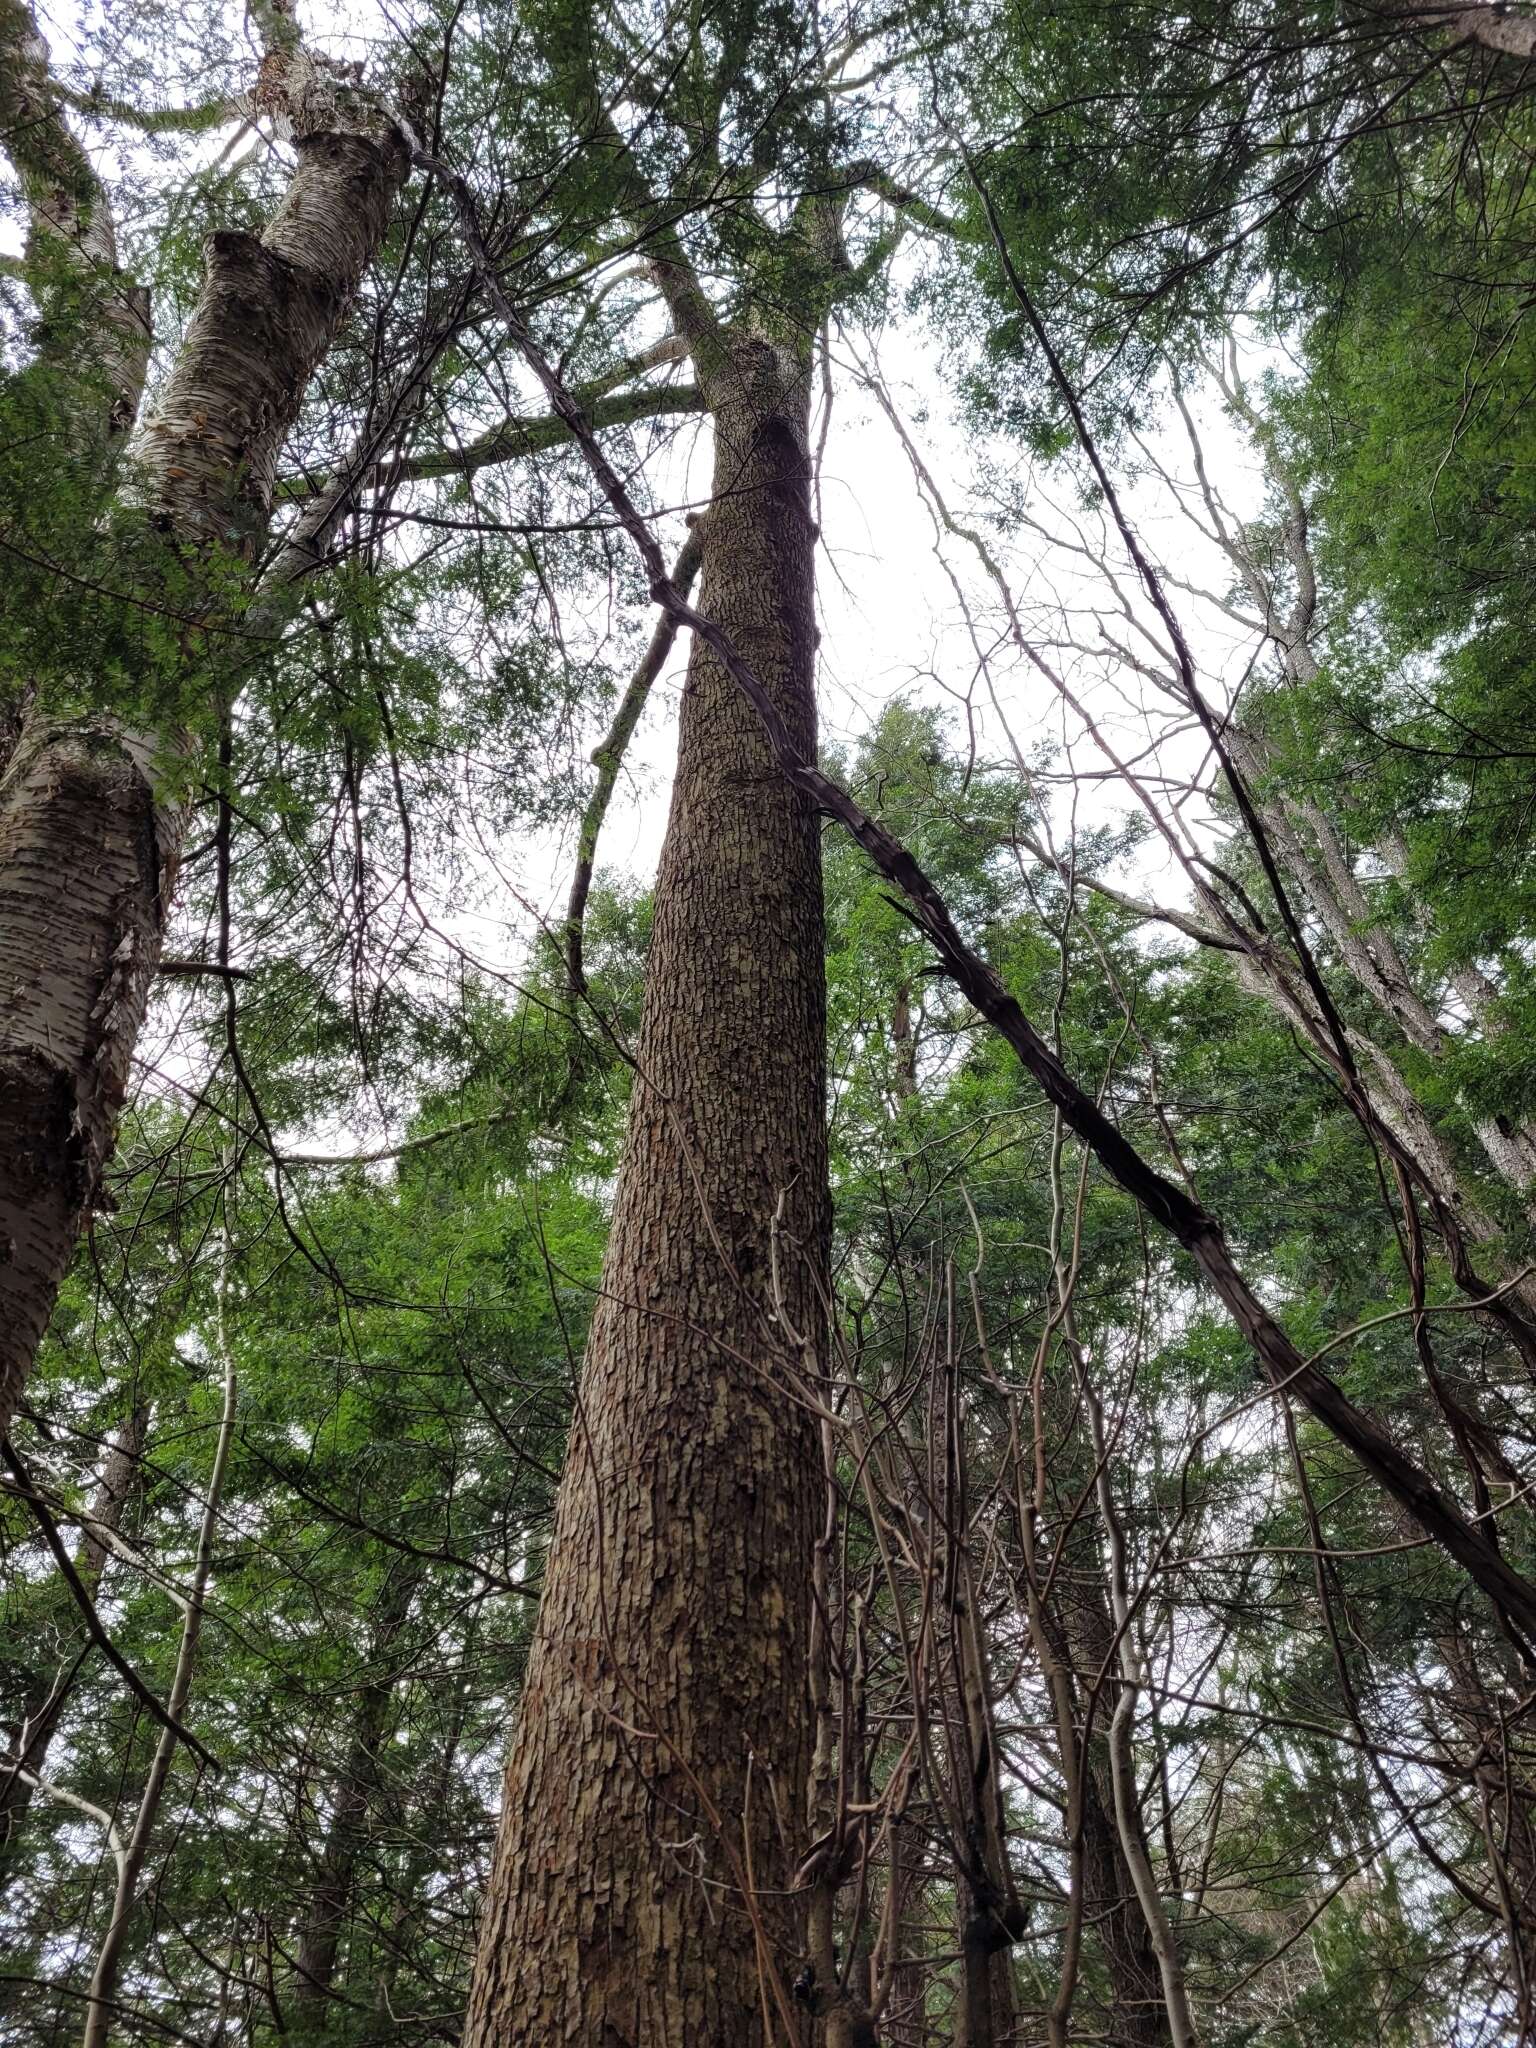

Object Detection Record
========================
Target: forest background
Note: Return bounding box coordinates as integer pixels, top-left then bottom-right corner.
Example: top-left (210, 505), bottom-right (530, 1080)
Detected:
top-left (5, 2), bottom-right (1536, 2045)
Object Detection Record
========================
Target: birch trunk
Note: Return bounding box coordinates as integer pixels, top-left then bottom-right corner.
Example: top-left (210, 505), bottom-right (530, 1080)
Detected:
top-left (0, 37), bottom-right (408, 1439)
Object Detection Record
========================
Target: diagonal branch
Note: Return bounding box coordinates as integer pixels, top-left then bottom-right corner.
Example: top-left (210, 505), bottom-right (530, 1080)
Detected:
top-left (0, 1443), bottom-right (219, 1771)
top-left (424, 144), bottom-right (1536, 1656)
top-left (563, 524), bottom-right (704, 992)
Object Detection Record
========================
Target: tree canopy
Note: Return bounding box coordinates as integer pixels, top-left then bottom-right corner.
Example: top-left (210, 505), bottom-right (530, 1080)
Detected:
top-left (7, 2), bottom-right (1536, 2044)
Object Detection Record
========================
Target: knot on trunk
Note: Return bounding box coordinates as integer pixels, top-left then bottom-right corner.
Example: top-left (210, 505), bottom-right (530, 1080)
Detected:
top-left (792, 1963), bottom-right (880, 2046)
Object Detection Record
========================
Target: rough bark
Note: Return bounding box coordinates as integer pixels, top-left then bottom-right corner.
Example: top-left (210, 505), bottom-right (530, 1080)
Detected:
top-left (1052, 1532), bottom-right (1170, 2046)
top-left (483, 285), bottom-right (1536, 1660)
top-left (0, 41), bottom-right (409, 1442)
top-left (1432, 1623), bottom-right (1536, 2007)
top-left (1079, 1767), bottom-right (1169, 2048)
top-left (883, 1817), bottom-right (929, 2045)
top-left (139, 90), bottom-right (408, 547)
top-left (948, 1482), bottom-right (1026, 2048)
top-left (564, 526), bottom-right (705, 994)
top-left (0, 716), bottom-right (182, 1441)
top-left (463, 340), bottom-right (828, 2045)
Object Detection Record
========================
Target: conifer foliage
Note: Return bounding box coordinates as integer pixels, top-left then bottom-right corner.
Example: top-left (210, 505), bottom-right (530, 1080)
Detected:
top-left (6, 3), bottom-right (1536, 2044)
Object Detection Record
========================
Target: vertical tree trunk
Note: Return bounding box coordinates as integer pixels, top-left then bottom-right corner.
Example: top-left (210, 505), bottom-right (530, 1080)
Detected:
top-left (1059, 1542), bottom-right (1176, 2048)
top-left (0, 49), bottom-right (408, 1441)
top-left (948, 1404), bottom-right (1026, 2048)
top-left (361, 1629), bottom-right (478, 2047)
top-left (290, 1559), bottom-right (421, 2023)
top-left (1078, 1754), bottom-right (1170, 2048)
top-left (0, 1401), bottom-right (148, 1895)
top-left (463, 340), bottom-right (828, 2045)
top-left (877, 1810), bottom-right (927, 2044)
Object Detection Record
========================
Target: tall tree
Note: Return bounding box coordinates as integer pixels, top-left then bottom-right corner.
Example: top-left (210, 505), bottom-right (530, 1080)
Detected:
top-left (0, 0), bottom-right (410, 1436)
top-left (457, 3), bottom-right (954, 2032)
top-left (463, 78), bottom-right (829, 2048)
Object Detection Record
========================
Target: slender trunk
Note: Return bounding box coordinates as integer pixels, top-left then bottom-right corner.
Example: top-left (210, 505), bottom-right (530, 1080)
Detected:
top-left (1208, 381), bottom-right (1536, 1205)
top-left (1055, 1560), bottom-right (1170, 2048)
top-left (0, 1401), bottom-right (148, 1894)
top-left (1079, 1766), bottom-right (1168, 2048)
top-left (1083, 1382), bottom-right (1196, 2048)
top-left (948, 1394), bottom-right (1025, 2048)
top-left (883, 1816), bottom-right (928, 2045)
top-left (0, 49), bottom-right (408, 1440)
top-left (290, 1560), bottom-right (421, 2022)
top-left (1434, 1627), bottom-right (1536, 2008)
top-left (806, 1420), bottom-right (880, 2048)
top-left (361, 1625), bottom-right (478, 2047)
top-left (463, 339), bottom-right (827, 2044)
top-left (82, 1239), bottom-right (238, 2048)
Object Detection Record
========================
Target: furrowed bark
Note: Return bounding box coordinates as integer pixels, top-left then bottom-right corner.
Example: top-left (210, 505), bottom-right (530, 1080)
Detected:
top-left (563, 526), bottom-right (704, 994)
top-left (1034, 1315), bottom-right (1170, 2048)
top-left (1048, 1480), bottom-right (1170, 2047)
top-left (1082, 1379), bottom-right (1196, 2048)
top-left (1069, 1606), bottom-right (1176, 2048)
top-left (1079, 1767), bottom-right (1169, 2048)
top-left (463, 341), bottom-right (827, 2044)
top-left (947, 1397), bottom-right (1026, 2048)
top-left (0, 35), bottom-right (409, 1442)
top-left (883, 1816), bottom-right (929, 2045)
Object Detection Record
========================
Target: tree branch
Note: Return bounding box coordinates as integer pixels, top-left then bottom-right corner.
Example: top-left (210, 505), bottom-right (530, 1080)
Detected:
top-left (425, 140), bottom-right (1536, 1655)
top-left (564, 523), bottom-right (704, 992)
top-left (0, 1443), bottom-right (220, 1772)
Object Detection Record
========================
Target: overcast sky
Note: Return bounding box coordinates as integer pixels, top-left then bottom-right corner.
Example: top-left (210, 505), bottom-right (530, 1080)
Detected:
top-left (11, 0), bottom-right (1285, 1142)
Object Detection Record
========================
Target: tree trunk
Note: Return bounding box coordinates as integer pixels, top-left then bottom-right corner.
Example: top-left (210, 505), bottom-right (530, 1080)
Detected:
top-left (291, 1559), bottom-right (421, 2023)
top-left (463, 338), bottom-right (828, 2045)
top-left (0, 49), bottom-right (408, 1441)
top-left (883, 1818), bottom-right (929, 2045)
top-left (0, 0), bottom-right (151, 468)
top-left (1078, 1760), bottom-right (1169, 2048)
top-left (0, 1400), bottom-right (148, 1896)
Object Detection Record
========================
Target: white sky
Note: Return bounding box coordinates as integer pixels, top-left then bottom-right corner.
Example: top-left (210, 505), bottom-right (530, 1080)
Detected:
top-left (11, 0), bottom-right (1282, 1145)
